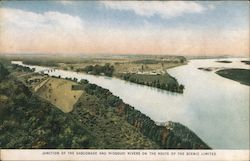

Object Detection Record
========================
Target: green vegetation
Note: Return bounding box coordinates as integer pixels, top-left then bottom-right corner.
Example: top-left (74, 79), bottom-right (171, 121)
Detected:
top-left (72, 86), bottom-right (159, 148)
top-left (12, 64), bottom-right (35, 72)
top-left (0, 63), bottom-right (9, 81)
top-left (134, 58), bottom-right (186, 64)
top-left (0, 72), bottom-right (93, 148)
top-left (198, 67), bottom-right (213, 72)
top-left (241, 60), bottom-right (250, 65)
top-left (117, 73), bottom-right (184, 93)
top-left (23, 60), bottom-right (59, 67)
top-left (82, 63), bottom-right (114, 77)
top-left (0, 62), bottom-right (157, 149)
top-left (14, 55), bottom-right (187, 94)
top-left (216, 68), bottom-right (250, 86)
top-left (134, 59), bottom-right (164, 64)
top-left (79, 80), bottom-right (209, 149)
top-left (1, 60), bottom-right (208, 149)
top-left (216, 60), bottom-right (232, 63)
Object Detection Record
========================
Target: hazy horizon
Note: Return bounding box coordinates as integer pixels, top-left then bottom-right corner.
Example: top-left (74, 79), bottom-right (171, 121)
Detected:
top-left (0, 1), bottom-right (249, 57)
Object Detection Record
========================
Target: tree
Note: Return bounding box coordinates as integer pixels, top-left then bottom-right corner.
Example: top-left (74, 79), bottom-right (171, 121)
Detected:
top-left (179, 85), bottom-right (184, 90)
top-left (80, 79), bottom-right (88, 84)
top-left (0, 63), bottom-right (9, 81)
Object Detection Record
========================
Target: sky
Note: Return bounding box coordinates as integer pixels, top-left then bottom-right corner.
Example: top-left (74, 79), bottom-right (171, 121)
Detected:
top-left (0, 1), bottom-right (249, 57)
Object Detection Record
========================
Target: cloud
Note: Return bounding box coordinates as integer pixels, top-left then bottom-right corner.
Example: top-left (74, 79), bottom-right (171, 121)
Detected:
top-left (58, 1), bottom-right (74, 6)
top-left (208, 4), bottom-right (216, 10)
top-left (101, 1), bottom-right (209, 19)
top-left (0, 8), bottom-right (85, 53)
top-left (0, 7), bottom-right (248, 56)
top-left (0, 8), bottom-right (83, 30)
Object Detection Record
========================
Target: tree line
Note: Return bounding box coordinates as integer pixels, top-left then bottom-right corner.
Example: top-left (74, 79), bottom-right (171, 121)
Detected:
top-left (82, 63), bottom-right (114, 77)
top-left (119, 73), bottom-right (184, 93)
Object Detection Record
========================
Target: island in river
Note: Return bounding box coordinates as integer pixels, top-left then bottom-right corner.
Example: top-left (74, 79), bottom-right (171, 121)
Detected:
top-left (241, 60), bottom-right (250, 65)
top-left (216, 60), bottom-right (232, 63)
top-left (216, 68), bottom-right (250, 86)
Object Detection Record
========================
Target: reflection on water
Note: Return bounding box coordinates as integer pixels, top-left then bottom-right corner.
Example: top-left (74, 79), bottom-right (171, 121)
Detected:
top-left (12, 58), bottom-right (249, 149)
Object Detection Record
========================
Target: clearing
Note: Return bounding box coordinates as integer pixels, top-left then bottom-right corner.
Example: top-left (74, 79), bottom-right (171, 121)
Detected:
top-left (35, 78), bottom-right (83, 113)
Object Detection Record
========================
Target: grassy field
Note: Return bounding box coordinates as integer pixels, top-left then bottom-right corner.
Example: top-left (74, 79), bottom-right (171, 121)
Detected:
top-left (216, 68), bottom-right (250, 86)
top-left (36, 78), bottom-right (83, 113)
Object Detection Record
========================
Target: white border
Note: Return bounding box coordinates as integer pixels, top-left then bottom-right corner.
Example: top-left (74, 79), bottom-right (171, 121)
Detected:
top-left (1, 150), bottom-right (249, 161)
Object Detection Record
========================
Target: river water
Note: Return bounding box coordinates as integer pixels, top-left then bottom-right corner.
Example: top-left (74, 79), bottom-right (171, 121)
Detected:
top-left (12, 58), bottom-right (249, 149)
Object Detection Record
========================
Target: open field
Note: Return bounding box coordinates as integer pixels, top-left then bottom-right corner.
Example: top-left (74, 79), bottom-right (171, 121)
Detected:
top-left (36, 78), bottom-right (83, 113)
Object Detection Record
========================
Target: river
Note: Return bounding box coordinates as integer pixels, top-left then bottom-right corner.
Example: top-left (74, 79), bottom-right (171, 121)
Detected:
top-left (12, 58), bottom-right (249, 149)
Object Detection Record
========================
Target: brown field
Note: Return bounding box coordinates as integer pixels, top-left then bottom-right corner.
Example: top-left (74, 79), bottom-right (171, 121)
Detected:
top-left (35, 78), bottom-right (83, 113)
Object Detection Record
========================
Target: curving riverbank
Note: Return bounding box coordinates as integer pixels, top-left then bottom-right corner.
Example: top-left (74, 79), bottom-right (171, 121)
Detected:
top-left (74, 79), bottom-right (210, 149)
top-left (216, 68), bottom-right (250, 86)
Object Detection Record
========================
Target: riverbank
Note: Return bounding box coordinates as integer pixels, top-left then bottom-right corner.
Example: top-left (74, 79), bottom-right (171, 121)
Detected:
top-left (75, 79), bottom-right (209, 149)
top-left (216, 68), bottom-right (250, 86)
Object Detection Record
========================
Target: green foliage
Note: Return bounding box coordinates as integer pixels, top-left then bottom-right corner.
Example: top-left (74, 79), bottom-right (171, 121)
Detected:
top-left (133, 57), bottom-right (186, 64)
top-left (241, 60), bottom-right (250, 65)
top-left (23, 60), bottom-right (59, 67)
top-left (1, 61), bottom-right (208, 149)
top-left (80, 79), bottom-right (89, 84)
top-left (81, 81), bottom-right (209, 149)
top-left (0, 63), bottom-right (9, 81)
top-left (119, 73), bottom-right (184, 93)
top-left (216, 68), bottom-right (250, 86)
top-left (0, 78), bottom-right (94, 149)
top-left (216, 60), bottom-right (232, 63)
top-left (12, 64), bottom-right (35, 72)
top-left (83, 63), bottom-right (114, 77)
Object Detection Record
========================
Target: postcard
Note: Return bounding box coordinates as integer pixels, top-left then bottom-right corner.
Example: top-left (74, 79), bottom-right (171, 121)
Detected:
top-left (0, 1), bottom-right (249, 161)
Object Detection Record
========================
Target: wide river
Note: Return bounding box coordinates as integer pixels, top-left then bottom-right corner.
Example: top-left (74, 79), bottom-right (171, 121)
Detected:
top-left (12, 58), bottom-right (249, 149)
